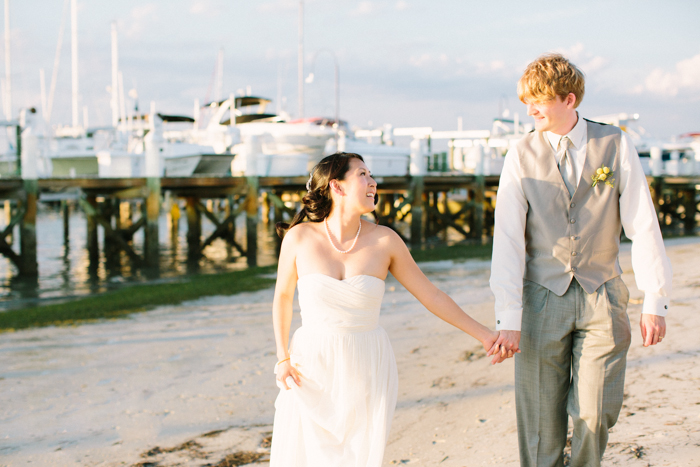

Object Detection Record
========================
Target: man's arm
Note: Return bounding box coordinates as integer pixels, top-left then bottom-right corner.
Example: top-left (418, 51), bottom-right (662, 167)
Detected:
top-left (618, 132), bottom-right (673, 346)
top-left (489, 147), bottom-right (528, 362)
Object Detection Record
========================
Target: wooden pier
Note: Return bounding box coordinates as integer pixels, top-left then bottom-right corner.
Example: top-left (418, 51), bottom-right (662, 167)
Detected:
top-left (0, 172), bottom-right (697, 279)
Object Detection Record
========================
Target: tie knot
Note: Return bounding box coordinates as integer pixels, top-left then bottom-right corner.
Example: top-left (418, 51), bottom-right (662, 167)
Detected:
top-left (560, 136), bottom-right (572, 151)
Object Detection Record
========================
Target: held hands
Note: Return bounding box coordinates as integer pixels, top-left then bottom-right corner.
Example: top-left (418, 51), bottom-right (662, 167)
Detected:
top-left (486, 330), bottom-right (521, 365)
top-left (275, 359), bottom-right (302, 390)
top-left (640, 314), bottom-right (666, 347)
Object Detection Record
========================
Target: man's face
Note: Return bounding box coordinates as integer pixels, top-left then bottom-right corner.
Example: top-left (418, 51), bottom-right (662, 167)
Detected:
top-left (524, 93), bottom-right (577, 134)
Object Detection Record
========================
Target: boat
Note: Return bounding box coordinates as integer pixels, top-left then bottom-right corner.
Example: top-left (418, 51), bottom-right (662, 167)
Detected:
top-left (593, 113), bottom-right (700, 176)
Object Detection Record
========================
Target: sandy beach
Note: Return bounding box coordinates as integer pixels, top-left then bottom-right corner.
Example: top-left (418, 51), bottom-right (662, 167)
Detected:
top-left (1, 238), bottom-right (698, 466)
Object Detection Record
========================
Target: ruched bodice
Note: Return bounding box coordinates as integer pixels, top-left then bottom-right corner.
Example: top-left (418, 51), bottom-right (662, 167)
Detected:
top-left (297, 274), bottom-right (385, 333)
top-left (271, 273), bottom-right (398, 467)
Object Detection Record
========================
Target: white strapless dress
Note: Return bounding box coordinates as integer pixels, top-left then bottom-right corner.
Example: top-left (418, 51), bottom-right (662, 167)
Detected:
top-left (270, 274), bottom-right (399, 467)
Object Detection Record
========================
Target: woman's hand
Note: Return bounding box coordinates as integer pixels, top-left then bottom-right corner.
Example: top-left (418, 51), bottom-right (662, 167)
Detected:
top-left (481, 329), bottom-right (499, 355)
top-left (276, 360), bottom-right (302, 390)
top-left (487, 330), bottom-right (520, 364)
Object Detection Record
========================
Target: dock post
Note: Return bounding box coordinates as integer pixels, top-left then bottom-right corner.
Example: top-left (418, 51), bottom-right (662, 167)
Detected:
top-left (169, 196), bottom-right (181, 239)
top-left (186, 197), bottom-right (201, 263)
top-left (4, 200), bottom-right (12, 245)
top-left (246, 177), bottom-right (259, 267)
top-left (86, 194), bottom-right (99, 269)
top-left (19, 126), bottom-right (39, 277)
top-left (144, 177), bottom-right (161, 269)
top-left (261, 191), bottom-right (270, 225)
top-left (143, 101), bottom-right (162, 270)
top-left (62, 200), bottom-right (70, 245)
top-left (682, 187), bottom-right (696, 234)
top-left (243, 135), bottom-right (261, 267)
top-left (409, 137), bottom-right (427, 246)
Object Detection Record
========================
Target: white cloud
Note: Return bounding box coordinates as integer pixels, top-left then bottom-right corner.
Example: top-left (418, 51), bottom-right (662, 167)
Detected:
top-left (475, 60), bottom-right (505, 74)
top-left (395, 0), bottom-right (408, 11)
top-left (409, 53), bottom-right (432, 67)
top-left (553, 42), bottom-right (609, 74)
top-left (122, 4), bottom-right (159, 38)
top-left (643, 53), bottom-right (700, 97)
top-left (353, 1), bottom-right (376, 15)
top-left (257, 0), bottom-right (298, 13)
top-left (190, 0), bottom-right (220, 14)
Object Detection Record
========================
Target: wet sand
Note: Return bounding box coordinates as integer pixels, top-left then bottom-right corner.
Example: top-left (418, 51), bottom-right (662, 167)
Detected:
top-left (1, 238), bottom-right (698, 466)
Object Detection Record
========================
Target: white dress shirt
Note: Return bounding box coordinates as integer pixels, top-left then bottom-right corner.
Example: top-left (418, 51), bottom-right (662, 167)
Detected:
top-left (490, 115), bottom-right (673, 331)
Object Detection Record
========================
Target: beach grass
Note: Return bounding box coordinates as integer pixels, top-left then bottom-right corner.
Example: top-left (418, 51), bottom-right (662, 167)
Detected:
top-left (0, 242), bottom-right (492, 332)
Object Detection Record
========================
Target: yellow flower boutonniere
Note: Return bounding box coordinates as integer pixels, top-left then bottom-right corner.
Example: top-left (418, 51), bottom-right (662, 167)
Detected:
top-left (591, 164), bottom-right (615, 188)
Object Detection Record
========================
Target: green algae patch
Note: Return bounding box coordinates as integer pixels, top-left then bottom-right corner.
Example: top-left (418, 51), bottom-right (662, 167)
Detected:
top-left (410, 242), bottom-right (492, 263)
top-left (0, 266), bottom-right (277, 331)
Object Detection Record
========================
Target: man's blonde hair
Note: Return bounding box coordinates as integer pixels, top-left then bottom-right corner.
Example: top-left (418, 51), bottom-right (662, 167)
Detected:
top-left (517, 53), bottom-right (585, 108)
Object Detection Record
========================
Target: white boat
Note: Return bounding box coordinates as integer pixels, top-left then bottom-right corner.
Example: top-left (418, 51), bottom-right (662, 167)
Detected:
top-left (593, 113), bottom-right (700, 176)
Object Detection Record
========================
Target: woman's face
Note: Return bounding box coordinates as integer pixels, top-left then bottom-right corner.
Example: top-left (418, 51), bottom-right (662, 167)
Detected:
top-left (334, 158), bottom-right (377, 213)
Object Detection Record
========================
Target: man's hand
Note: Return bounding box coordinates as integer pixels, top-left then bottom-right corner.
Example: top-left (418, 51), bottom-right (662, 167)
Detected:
top-left (640, 314), bottom-right (666, 347)
top-left (488, 330), bottom-right (521, 364)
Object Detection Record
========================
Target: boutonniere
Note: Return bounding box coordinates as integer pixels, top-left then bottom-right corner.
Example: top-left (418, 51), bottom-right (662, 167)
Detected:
top-left (591, 164), bottom-right (615, 188)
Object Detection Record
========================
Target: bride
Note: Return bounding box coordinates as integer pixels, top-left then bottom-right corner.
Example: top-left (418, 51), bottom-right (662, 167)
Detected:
top-left (270, 152), bottom-right (510, 466)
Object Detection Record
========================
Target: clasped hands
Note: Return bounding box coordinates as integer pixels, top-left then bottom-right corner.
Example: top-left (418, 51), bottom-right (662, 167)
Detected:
top-left (484, 330), bottom-right (521, 365)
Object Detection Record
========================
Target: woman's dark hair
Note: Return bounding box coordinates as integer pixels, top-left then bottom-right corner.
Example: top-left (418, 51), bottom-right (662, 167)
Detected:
top-left (276, 152), bottom-right (366, 238)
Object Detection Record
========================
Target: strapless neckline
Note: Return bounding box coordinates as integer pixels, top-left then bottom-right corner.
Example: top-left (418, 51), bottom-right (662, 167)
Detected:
top-left (298, 273), bottom-right (385, 283)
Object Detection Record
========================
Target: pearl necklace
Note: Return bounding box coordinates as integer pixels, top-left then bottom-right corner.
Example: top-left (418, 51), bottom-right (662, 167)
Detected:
top-left (324, 217), bottom-right (361, 254)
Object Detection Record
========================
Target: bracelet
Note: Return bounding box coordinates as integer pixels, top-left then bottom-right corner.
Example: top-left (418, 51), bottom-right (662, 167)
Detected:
top-left (276, 357), bottom-right (291, 366)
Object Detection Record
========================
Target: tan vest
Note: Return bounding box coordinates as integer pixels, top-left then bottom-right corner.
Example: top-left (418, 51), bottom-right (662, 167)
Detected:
top-left (517, 119), bottom-right (622, 295)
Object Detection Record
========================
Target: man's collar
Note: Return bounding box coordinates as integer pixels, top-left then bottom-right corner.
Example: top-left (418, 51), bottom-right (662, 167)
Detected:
top-left (546, 112), bottom-right (586, 150)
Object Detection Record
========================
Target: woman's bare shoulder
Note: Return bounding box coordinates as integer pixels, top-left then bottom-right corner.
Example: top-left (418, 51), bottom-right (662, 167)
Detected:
top-left (284, 221), bottom-right (321, 243)
top-left (365, 221), bottom-right (405, 246)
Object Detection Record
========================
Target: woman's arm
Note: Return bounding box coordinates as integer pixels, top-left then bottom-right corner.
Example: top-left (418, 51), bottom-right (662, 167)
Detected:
top-left (272, 227), bottom-right (302, 389)
top-left (386, 229), bottom-right (498, 351)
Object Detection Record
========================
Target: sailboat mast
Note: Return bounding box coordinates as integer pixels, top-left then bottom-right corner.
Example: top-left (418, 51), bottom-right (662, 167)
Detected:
top-left (298, 0), bottom-right (303, 118)
top-left (111, 21), bottom-right (119, 127)
top-left (4, 0), bottom-right (11, 120)
top-left (216, 47), bottom-right (223, 103)
top-left (40, 69), bottom-right (47, 122)
top-left (70, 0), bottom-right (79, 128)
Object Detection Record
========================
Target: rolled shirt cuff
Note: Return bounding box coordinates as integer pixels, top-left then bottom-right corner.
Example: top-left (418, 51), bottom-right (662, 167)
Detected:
top-left (641, 292), bottom-right (669, 316)
top-left (495, 308), bottom-right (522, 331)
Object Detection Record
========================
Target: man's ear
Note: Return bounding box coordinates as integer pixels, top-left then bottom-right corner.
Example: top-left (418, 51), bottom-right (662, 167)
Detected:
top-left (566, 93), bottom-right (577, 108)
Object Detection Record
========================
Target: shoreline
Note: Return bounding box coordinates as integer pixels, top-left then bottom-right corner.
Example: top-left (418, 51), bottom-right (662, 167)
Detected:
top-left (0, 242), bottom-right (492, 332)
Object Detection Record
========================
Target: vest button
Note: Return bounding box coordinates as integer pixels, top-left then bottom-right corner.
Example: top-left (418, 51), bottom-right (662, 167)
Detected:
top-left (571, 251), bottom-right (577, 256)
top-left (570, 235), bottom-right (576, 241)
top-left (570, 218), bottom-right (576, 224)
top-left (571, 267), bottom-right (578, 272)
top-left (570, 202), bottom-right (576, 208)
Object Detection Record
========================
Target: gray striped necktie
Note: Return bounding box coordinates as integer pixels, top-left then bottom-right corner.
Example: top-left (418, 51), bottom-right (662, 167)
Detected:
top-left (558, 136), bottom-right (576, 197)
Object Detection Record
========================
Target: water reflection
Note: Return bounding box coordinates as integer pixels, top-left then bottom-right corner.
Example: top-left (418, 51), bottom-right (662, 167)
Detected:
top-left (0, 202), bottom-right (280, 309)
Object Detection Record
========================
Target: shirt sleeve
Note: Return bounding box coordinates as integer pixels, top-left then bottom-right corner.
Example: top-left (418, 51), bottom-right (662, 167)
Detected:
top-left (618, 132), bottom-right (673, 316)
top-left (490, 146), bottom-right (528, 330)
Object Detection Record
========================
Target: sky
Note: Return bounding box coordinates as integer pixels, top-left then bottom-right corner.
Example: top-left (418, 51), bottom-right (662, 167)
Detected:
top-left (4, 0), bottom-right (700, 139)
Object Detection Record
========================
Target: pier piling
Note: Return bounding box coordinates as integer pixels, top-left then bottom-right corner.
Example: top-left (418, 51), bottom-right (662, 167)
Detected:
top-left (246, 177), bottom-right (259, 267)
top-left (144, 177), bottom-right (161, 268)
top-left (186, 197), bottom-right (201, 262)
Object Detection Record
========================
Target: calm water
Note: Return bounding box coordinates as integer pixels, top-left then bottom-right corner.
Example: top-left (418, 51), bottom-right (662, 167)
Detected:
top-left (0, 203), bottom-right (281, 310)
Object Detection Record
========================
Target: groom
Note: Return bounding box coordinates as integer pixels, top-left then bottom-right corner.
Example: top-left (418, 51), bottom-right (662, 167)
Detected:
top-left (489, 53), bottom-right (672, 467)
